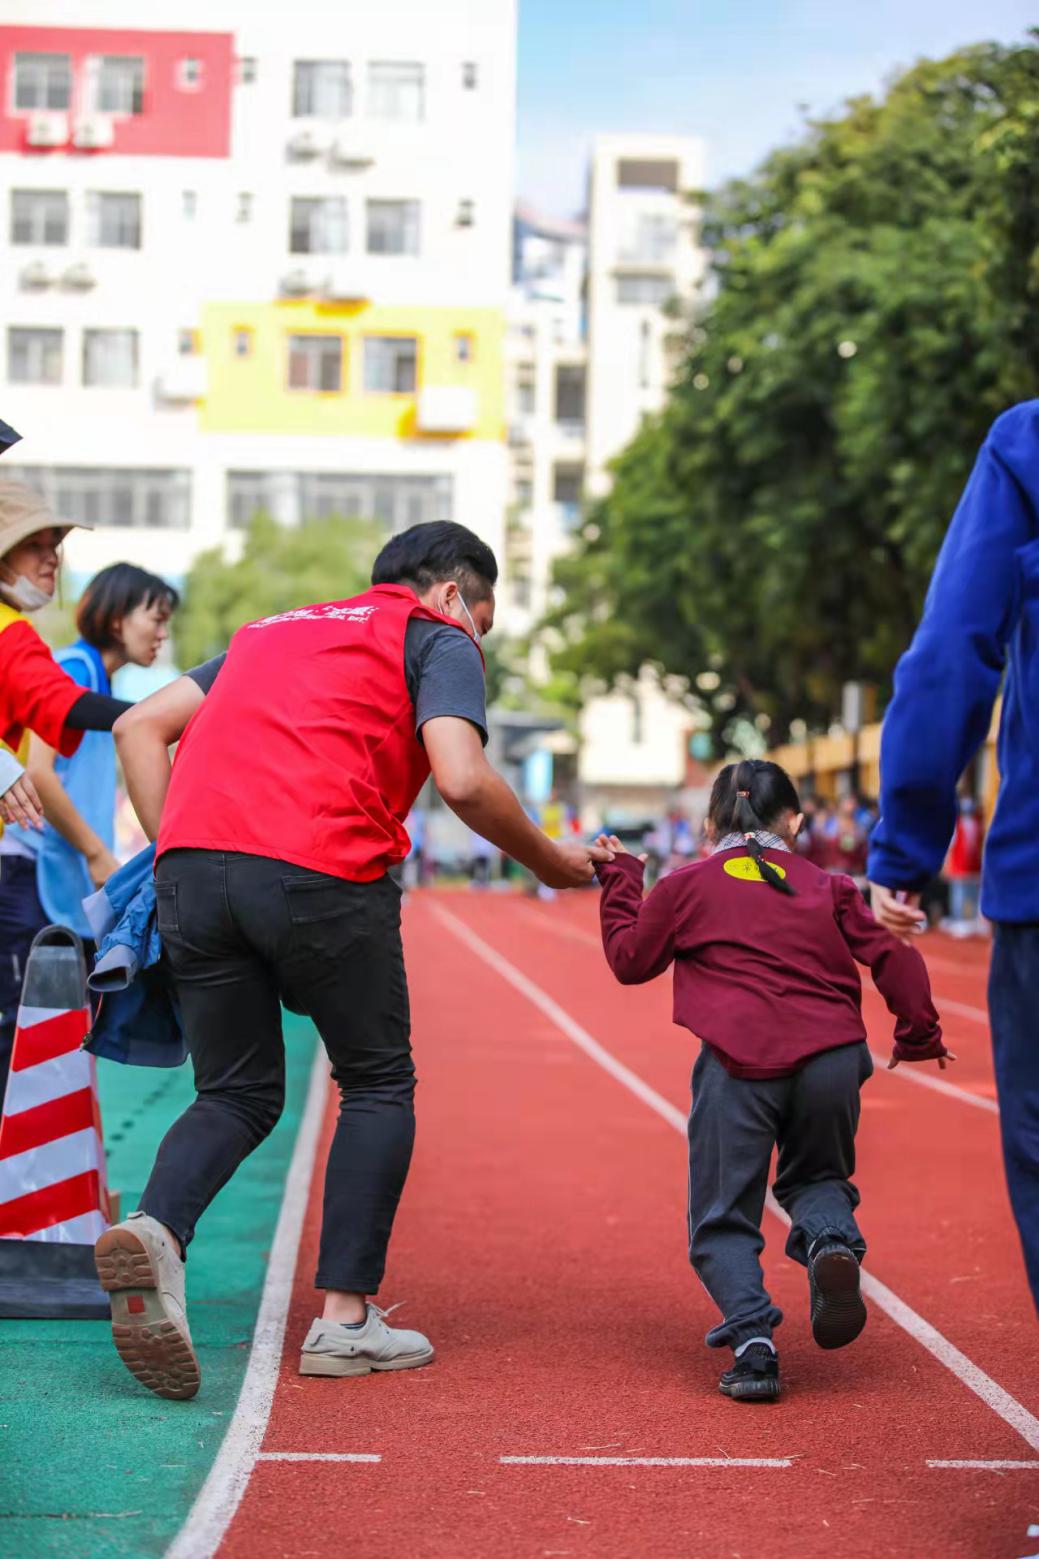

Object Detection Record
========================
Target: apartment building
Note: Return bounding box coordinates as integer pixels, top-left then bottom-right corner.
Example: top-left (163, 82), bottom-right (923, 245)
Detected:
top-left (0, 0), bottom-right (515, 590)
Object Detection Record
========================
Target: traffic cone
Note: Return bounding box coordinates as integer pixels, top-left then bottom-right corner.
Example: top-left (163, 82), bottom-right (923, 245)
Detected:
top-left (0, 926), bottom-right (110, 1318)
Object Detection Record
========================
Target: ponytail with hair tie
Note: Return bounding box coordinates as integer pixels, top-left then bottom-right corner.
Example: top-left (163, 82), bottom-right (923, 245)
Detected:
top-left (730, 761), bottom-right (797, 897)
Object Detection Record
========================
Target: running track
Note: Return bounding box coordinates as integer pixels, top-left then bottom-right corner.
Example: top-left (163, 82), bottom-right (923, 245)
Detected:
top-left (182, 891), bottom-right (1036, 1558)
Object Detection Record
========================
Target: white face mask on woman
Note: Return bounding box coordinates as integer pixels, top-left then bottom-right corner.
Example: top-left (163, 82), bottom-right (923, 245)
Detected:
top-left (0, 572), bottom-right (52, 612)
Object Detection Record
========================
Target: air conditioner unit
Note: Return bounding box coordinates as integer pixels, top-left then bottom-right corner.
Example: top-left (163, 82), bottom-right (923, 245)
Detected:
top-left (321, 267), bottom-right (370, 303)
top-left (19, 261), bottom-right (53, 290)
top-left (73, 116), bottom-right (115, 150)
top-left (287, 129), bottom-right (322, 160)
top-left (280, 268), bottom-right (315, 297)
top-left (329, 139), bottom-right (374, 168)
top-left (26, 112), bottom-right (68, 148)
top-left (61, 262), bottom-right (96, 291)
top-left (417, 387), bottom-right (478, 434)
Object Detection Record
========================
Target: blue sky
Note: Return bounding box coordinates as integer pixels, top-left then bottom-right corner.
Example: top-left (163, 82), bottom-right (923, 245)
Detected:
top-left (516, 0), bottom-right (1036, 215)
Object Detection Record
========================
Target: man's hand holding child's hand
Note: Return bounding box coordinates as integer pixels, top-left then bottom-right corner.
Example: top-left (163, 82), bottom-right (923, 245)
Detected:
top-left (594, 833), bottom-right (648, 863)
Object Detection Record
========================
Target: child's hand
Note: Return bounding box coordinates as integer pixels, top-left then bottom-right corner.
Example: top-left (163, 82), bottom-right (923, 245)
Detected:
top-left (595, 833), bottom-right (648, 864)
top-left (888, 1050), bottom-right (957, 1071)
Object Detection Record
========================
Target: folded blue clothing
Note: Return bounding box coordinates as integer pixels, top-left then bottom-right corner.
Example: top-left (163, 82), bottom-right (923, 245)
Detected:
top-left (83, 844), bottom-right (186, 1068)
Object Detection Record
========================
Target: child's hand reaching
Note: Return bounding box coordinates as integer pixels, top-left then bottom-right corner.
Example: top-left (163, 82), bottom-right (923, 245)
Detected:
top-left (594, 833), bottom-right (649, 864)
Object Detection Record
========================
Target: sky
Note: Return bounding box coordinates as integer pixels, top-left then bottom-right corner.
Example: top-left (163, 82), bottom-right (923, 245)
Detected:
top-left (516, 0), bottom-right (1036, 217)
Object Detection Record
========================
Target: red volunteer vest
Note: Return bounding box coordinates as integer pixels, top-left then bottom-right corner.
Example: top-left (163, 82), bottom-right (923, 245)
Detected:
top-left (157, 584), bottom-right (482, 882)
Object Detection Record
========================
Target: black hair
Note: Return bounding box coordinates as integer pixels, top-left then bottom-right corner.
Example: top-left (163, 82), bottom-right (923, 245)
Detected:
top-left (708, 759), bottom-right (801, 896)
top-left (76, 563), bottom-right (179, 651)
top-left (371, 521), bottom-right (498, 601)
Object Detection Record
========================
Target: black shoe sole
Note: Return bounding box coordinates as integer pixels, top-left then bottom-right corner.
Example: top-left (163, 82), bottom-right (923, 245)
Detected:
top-left (811, 1247), bottom-right (867, 1350)
top-left (719, 1375), bottom-right (782, 1403)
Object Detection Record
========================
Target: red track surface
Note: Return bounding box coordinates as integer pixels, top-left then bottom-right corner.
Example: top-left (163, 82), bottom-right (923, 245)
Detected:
top-left (221, 891), bottom-right (1038, 1559)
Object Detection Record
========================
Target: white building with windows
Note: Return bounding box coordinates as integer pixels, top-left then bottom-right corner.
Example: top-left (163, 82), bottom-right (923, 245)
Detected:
top-left (0, 0), bottom-right (516, 592)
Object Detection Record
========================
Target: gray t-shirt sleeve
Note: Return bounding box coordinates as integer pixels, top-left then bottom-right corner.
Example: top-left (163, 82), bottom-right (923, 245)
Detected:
top-left (404, 620), bottom-right (488, 746)
top-left (186, 653), bottom-right (226, 695)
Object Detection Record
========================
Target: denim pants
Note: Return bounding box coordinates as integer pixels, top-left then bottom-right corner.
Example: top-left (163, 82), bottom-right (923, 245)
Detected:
top-left (142, 850), bottom-right (415, 1294)
top-left (989, 924), bottom-right (1039, 1316)
top-left (688, 1041), bottom-right (870, 1349)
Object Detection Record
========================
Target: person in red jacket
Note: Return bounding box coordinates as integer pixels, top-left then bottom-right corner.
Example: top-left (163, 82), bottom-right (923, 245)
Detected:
top-left (95, 521), bottom-right (612, 1402)
top-left (595, 758), bottom-right (950, 1403)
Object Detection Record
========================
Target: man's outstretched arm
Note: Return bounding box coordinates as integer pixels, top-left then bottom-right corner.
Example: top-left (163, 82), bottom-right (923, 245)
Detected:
top-left (114, 676), bottom-right (204, 841)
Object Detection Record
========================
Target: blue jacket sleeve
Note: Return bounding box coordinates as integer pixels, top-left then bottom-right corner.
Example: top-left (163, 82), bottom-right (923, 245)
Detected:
top-left (868, 405), bottom-right (1039, 890)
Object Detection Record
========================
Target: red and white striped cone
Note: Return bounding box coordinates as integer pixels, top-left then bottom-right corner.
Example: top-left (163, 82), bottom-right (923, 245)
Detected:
top-left (0, 926), bottom-right (110, 1318)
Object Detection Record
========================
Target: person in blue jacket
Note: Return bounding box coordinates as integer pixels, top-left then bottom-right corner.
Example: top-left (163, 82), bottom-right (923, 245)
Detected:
top-left (867, 399), bottom-right (1039, 1315)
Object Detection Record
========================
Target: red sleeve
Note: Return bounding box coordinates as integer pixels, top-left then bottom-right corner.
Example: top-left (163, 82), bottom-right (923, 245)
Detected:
top-left (0, 622), bottom-right (84, 757)
top-left (597, 854), bottom-right (677, 985)
top-left (832, 875), bottom-right (946, 1060)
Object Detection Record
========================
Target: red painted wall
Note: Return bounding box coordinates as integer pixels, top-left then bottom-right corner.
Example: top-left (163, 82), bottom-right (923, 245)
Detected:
top-left (0, 27), bottom-right (233, 158)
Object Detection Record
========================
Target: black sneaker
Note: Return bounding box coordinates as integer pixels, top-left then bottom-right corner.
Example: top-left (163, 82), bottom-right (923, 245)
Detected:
top-left (719, 1343), bottom-right (781, 1402)
top-left (808, 1238), bottom-right (867, 1350)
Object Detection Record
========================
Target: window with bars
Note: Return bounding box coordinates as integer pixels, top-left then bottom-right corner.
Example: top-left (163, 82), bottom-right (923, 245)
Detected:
top-left (366, 200), bottom-right (419, 256)
top-left (363, 336), bottom-right (417, 394)
top-left (368, 62), bottom-right (424, 121)
top-left (7, 328), bottom-right (63, 385)
top-left (87, 192), bottom-right (141, 249)
top-left (13, 53), bottom-right (71, 111)
top-left (82, 329), bottom-right (139, 387)
top-left (619, 212), bottom-right (678, 265)
top-left (6, 465), bottom-right (190, 529)
top-left (11, 190), bottom-right (68, 246)
top-left (95, 56), bottom-right (145, 115)
top-left (227, 470), bottom-right (452, 530)
top-left (289, 197), bottom-right (348, 255)
top-left (615, 273), bottom-right (673, 307)
top-left (293, 60), bottom-right (352, 119)
top-left (287, 334), bottom-right (343, 392)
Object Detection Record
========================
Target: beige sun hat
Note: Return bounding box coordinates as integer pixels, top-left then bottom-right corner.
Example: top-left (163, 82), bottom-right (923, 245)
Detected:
top-left (0, 477), bottom-right (92, 561)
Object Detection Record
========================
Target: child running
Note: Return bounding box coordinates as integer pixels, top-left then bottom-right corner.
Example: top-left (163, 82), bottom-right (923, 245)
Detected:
top-left (594, 759), bottom-right (951, 1403)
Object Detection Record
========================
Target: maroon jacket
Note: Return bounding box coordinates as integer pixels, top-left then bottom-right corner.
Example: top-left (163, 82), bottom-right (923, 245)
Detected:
top-left (598, 848), bottom-right (944, 1079)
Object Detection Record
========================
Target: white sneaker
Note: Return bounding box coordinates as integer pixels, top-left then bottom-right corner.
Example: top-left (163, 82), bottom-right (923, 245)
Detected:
top-left (299, 1303), bottom-right (435, 1378)
top-left (94, 1212), bottom-right (200, 1400)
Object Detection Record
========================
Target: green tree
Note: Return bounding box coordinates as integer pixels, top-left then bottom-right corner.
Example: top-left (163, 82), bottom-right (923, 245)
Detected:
top-left (551, 37), bottom-right (1039, 748)
top-left (174, 511), bottom-right (383, 666)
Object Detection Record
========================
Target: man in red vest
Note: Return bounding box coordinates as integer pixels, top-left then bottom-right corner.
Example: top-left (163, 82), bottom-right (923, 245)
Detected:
top-left (93, 522), bottom-right (610, 1401)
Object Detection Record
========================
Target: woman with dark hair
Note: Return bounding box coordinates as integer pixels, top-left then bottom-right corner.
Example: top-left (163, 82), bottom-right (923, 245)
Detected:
top-left (0, 562), bottom-right (178, 1078)
top-left (594, 758), bottom-right (950, 1403)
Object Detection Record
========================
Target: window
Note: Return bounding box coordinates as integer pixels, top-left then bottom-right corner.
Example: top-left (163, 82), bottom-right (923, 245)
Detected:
top-left (620, 212), bottom-right (678, 265)
top-left (368, 62), bottom-right (424, 122)
top-left (515, 478), bottom-right (533, 507)
top-left (7, 465), bottom-right (190, 529)
top-left (177, 58), bottom-right (203, 91)
top-left (7, 328), bottom-right (63, 385)
top-left (290, 197), bottom-right (348, 255)
top-left (87, 192), bottom-right (141, 249)
top-left (82, 329), bottom-right (139, 388)
top-left (182, 190), bottom-right (197, 220)
top-left (366, 199), bottom-right (419, 256)
top-left (237, 57), bottom-right (258, 85)
top-left (553, 465), bottom-right (583, 504)
top-left (615, 273), bottom-right (673, 307)
top-left (456, 199), bottom-right (475, 228)
top-left (287, 334), bottom-right (342, 392)
top-left (227, 470), bottom-right (452, 529)
top-left (227, 471), bottom-right (270, 528)
top-left (177, 329), bottom-right (197, 356)
top-left (95, 56), bottom-right (146, 115)
top-left (639, 319), bottom-right (652, 389)
top-left (515, 369), bottom-right (535, 415)
top-left (616, 158), bottom-right (679, 193)
top-left (454, 333), bottom-right (474, 364)
top-left (232, 327), bottom-right (253, 359)
top-left (13, 53), bottom-right (71, 111)
top-left (293, 60), bottom-right (352, 119)
top-left (462, 61), bottom-right (478, 89)
top-left (236, 192), bottom-right (253, 224)
top-left (363, 336), bottom-right (417, 394)
top-left (11, 190), bottom-right (68, 246)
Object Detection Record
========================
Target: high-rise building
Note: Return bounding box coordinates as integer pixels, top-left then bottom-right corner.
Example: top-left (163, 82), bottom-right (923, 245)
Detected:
top-left (0, 0), bottom-right (516, 589)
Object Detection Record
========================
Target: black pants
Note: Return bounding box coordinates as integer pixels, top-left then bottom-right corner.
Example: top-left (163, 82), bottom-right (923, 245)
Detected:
top-left (688, 1041), bottom-right (870, 1349)
top-left (989, 924), bottom-right (1039, 1316)
top-left (0, 855), bottom-right (48, 1103)
top-left (142, 850), bottom-right (414, 1293)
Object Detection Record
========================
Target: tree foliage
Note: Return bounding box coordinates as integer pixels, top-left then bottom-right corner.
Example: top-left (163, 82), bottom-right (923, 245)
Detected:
top-left (174, 511), bottom-right (383, 666)
top-left (551, 38), bottom-right (1039, 747)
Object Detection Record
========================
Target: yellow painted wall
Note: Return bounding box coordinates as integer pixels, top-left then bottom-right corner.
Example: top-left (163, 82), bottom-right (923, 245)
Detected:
top-left (199, 300), bottom-right (505, 440)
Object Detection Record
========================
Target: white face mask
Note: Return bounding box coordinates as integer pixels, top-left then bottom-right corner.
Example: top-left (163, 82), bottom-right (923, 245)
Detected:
top-left (0, 572), bottom-right (52, 613)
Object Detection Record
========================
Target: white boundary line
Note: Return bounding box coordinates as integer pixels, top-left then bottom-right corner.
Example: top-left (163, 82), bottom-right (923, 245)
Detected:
top-left (431, 905), bottom-right (1039, 1455)
top-left (927, 1460), bottom-right (1039, 1471)
top-left (501, 1455), bottom-right (792, 1467)
top-left (258, 1452), bottom-right (381, 1463)
top-left (165, 1045), bottom-right (330, 1559)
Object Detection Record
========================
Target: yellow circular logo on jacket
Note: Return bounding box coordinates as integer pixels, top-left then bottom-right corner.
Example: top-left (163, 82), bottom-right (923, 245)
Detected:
top-left (723, 856), bottom-right (787, 884)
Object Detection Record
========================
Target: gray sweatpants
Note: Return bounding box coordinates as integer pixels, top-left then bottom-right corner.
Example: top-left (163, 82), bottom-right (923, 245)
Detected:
top-left (688, 1040), bottom-right (871, 1350)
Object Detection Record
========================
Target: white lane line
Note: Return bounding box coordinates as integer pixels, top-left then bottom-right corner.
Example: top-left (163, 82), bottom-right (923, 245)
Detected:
top-left (927, 1461), bottom-right (1039, 1471)
top-left (936, 997), bottom-right (989, 1026)
top-left (165, 1046), bottom-right (330, 1559)
top-left (432, 905), bottom-right (1039, 1455)
top-left (501, 1456), bottom-right (792, 1468)
top-left (257, 1452), bottom-right (381, 1463)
